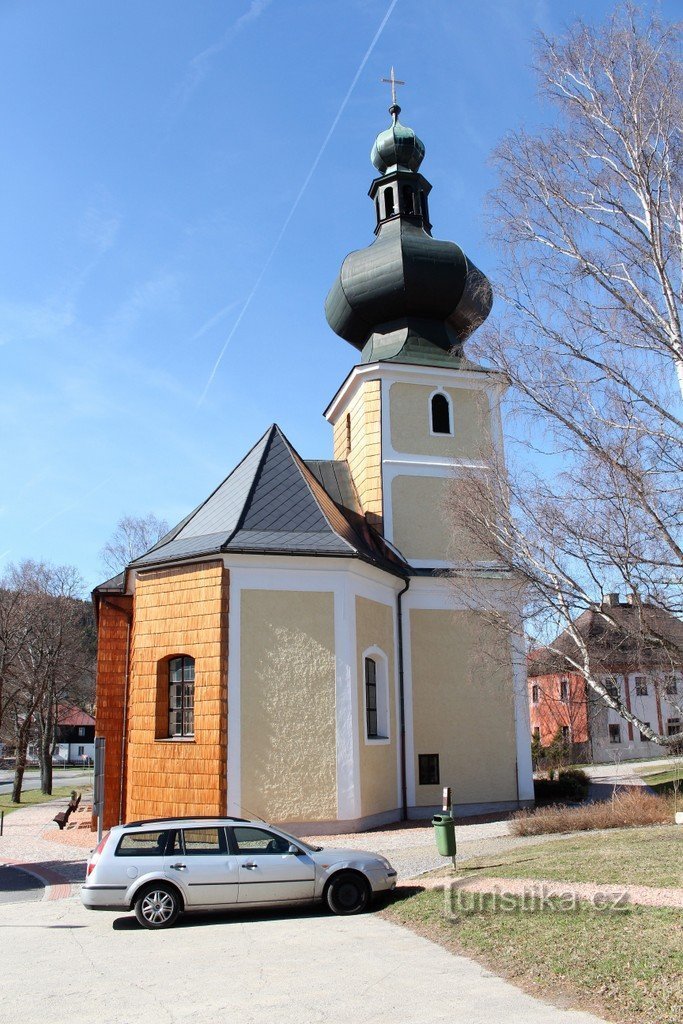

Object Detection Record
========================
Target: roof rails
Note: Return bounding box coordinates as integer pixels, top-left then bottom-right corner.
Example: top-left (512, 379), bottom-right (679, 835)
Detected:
top-left (124, 815), bottom-right (250, 828)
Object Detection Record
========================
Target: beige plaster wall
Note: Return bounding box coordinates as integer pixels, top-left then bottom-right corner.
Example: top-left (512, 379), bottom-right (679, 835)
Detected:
top-left (409, 609), bottom-right (518, 807)
top-left (332, 379), bottom-right (382, 530)
top-left (240, 589), bottom-right (337, 822)
top-left (355, 596), bottom-right (398, 817)
top-left (389, 383), bottom-right (492, 460)
top-left (391, 475), bottom-right (493, 563)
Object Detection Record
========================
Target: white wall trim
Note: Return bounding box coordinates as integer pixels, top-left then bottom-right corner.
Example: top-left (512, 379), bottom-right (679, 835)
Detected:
top-left (428, 387), bottom-right (455, 438)
top-left (360, 645), bottom-right (391, 746)
top-left (226, 573), bottom-right (241, 817)
top-left (324, 361), bottom-right (507, 424)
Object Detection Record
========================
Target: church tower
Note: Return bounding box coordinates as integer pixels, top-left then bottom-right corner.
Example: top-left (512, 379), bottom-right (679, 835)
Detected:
top-left (324, 95), bottom-right (500, 569)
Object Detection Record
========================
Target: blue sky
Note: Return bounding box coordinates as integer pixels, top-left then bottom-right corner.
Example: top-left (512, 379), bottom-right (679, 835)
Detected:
top-left (0, 0), bottom-right (658, 590)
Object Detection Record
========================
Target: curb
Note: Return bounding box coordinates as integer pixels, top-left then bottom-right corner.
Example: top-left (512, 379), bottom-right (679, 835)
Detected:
top-left (1, 860), bottom-right (73, 901)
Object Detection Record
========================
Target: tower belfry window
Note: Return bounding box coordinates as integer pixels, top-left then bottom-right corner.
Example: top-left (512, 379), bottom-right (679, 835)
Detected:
top-left (402, 185), bottom-right (415, 215)
top-left (430, 391), bottom-right (453, 435)
top-left (384, 187), bottom-right (395, 217)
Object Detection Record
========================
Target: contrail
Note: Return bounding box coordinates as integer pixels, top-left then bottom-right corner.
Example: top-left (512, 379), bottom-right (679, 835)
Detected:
top-left (198, 0), bottom-right (400, 406)
top-left (188, 297), bottom-right (244, 345)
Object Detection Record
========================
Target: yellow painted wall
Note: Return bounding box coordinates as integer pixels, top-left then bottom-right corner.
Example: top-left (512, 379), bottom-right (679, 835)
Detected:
top-left (409, 609), bottom-right (518, 806)
top-left (355, 596), bottom-right (397, 817)
top-left (240, 590), bottom-right (337, 822)
top-left (391, 475), bottom-right (492, 562)
top-left (126, 562), bottom-right (228, 822)
top-left (389, 382), bottom-right (492, 459)
top-left (332, 378), bottom-right (382, 530)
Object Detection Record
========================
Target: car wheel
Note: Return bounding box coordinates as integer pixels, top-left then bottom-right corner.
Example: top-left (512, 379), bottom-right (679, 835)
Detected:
top-left (326, 872), bottom-right (370, 915)
top-left (134, 884), bottom-right (181, 929)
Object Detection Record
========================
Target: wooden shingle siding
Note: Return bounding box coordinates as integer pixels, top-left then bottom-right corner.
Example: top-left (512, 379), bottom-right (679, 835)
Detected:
top-left (333, 379), bottom-right (383, 531)
top-left (123, 561), bottom-right (229, 822)
top-left (94, 595), bottom-right (132, 830)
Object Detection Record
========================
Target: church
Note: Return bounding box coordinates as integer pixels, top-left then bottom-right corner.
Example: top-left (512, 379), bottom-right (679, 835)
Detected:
top-left (93, 93), bottom-right (534, 833)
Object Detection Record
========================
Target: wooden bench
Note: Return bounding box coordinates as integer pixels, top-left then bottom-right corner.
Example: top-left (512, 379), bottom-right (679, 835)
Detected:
top-left (53, 792), bottom-right (81, 830)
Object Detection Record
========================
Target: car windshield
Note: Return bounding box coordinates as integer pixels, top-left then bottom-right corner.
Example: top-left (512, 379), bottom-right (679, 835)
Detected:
top-left (271, 828), bottom-right (322, 853)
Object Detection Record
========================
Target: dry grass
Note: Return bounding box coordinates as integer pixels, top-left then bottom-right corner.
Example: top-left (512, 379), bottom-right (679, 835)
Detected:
top-left (511, 789), bottom-right (673, 836)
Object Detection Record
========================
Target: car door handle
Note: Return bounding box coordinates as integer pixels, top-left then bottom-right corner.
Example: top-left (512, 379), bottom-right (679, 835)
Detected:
top-left (170, 863), bottom-right (187, 870)
top-left (242, 862), bottom-right (258, 869)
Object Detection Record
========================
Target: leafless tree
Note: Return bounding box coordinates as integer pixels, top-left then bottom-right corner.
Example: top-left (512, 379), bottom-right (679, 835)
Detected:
top-left (447, 5), bottom-right (682, 749)
top-left (100, 513), bottom-right (169, 575)
top-left (3, 561), bottom-right (93, 800)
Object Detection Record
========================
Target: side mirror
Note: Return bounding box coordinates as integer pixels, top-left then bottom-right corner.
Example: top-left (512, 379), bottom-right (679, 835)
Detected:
top-left (288, 844), bottom-right (300, 855)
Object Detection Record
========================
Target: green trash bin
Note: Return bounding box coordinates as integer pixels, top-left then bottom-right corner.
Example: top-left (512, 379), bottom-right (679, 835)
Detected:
top-left (432, 813), bottom-right (456, 858)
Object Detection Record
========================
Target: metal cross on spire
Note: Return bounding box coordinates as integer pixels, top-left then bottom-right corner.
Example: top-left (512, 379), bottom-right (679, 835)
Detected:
top-left (381, 66), bottom-right (405, 107)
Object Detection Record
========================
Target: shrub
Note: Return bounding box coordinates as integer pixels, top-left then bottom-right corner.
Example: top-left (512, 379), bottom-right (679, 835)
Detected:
top-left (533, 767), bottom-right (590, 804)
top-left (512, 789), bottom-right (672, 836)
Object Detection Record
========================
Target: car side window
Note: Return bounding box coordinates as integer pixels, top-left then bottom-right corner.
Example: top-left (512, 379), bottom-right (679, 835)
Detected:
top-left (116, 831), bottom-right (169, 856)
top-left (181, 827), bottom-right (227, 855)
top-left (232, 827), bottom-right (291, 855)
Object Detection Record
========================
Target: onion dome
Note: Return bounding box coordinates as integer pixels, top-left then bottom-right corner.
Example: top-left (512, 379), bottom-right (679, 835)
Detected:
top-left (325, 103), bottom-right (493, 366)
top-left (371, 104), bottom-right (425, 173)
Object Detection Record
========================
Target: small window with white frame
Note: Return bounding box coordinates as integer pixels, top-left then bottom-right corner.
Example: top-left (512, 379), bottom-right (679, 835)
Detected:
top-left (363, 648), bottom-right (390, 742)
top-left (429, 389), bottom-right (454, 436)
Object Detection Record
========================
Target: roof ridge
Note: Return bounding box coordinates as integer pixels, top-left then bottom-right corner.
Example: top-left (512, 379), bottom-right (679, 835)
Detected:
top-left (278, 433), bottom-right (358, 553)
top-left (221, 424), bottom-right (280, 549)
top-left (145, 425), bottom-right (276, 560)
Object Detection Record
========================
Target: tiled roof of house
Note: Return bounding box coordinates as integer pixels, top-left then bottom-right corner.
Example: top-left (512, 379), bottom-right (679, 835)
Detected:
top-left (57, 704), bottom-right (95, 727)
top-left (95, 425), bottom-right (408, 589)
top-left (528, 598), bottom-right (683, 677)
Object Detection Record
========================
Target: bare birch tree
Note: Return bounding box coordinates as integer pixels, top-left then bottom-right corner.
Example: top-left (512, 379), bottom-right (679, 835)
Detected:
top-left (100, 512), bottom-right (169, 575)
top-left (447, 5), bottom-right (682, 748)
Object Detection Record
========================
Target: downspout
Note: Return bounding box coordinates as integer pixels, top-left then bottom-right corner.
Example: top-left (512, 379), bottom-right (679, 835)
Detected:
top-left (396, 576), bottom-right (410, 821)
top-left (119, 617), bottom-right (131, 826)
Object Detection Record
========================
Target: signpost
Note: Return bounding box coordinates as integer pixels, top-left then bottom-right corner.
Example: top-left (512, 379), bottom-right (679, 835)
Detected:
top-left (93, 737), bottom-right (105, 843)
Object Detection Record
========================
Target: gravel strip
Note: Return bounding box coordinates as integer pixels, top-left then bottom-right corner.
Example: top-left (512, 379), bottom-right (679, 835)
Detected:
top-left (406, 874), bottom-right (683, 909)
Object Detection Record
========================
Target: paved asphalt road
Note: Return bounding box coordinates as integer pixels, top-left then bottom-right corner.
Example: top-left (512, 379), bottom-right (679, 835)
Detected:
top-left (1, 897), bottom-right (608, 1024)
top-left (0, 865), bottom-right (44, 904)
top-left (0, 769), bottom-right (92, 792)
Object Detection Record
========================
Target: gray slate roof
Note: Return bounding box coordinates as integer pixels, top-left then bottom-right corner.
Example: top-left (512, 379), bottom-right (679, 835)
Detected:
top-left (107, 425), bottom-right (407, 580)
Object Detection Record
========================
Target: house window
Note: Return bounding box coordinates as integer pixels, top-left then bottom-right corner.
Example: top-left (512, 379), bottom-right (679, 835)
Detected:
top-left (364, 652), bottom-right (389, 741)
top-left (639, 722), bottom-right (651, 742)
top-left (168, 656), bottom-right (195, 737)
top-left (667, 718), bottom-right (681, 737)
top-left (418, 753), bottom-right (440, 785)
top-left (430, 391), bottom-right (453, 435)
top-left (664, 676), bottom-right (678, 695)
top-left (561, 725), bottom-right (570, 742)
top-left (531, 684), bottom-right (540, 703)
top-left (608, 724), bottom-right (621, 744)
top-left (560, 679), bottom-right (569, 701)
top-left (345, 413), bottom-right (352, 455)
top-left (604, 680), bottom-right (619, 700)
top-left (77, 726), bottom-right (85, 736)
top-left (77, 745), bottom-right (85, 757)
top-left (635, 676), bottom-right (648, 696)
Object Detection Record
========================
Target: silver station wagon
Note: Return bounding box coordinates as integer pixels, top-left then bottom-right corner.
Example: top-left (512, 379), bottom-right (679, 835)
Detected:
top-left (81, 816), bottom-right (398, 929)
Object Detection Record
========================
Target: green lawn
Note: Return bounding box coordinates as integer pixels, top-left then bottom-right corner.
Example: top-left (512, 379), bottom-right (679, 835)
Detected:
top-left (384, 890), bottom-right (683, 1024)
top-left (449, 825), bottom-right (683, 889)
top-left (0, 785), bottom-right (78, 817)
top-left (638, 766), bottom-right (683, 794)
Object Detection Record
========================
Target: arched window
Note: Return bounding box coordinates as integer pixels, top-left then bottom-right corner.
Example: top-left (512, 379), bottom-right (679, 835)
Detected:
top-left (402, 185), bottom-right (414, 215)
top-left (168, 656), bottom-right (195, 737)
top-left (420, 191), bottom-right (429, 222)
top-left (363, 649), bottom-right (390, 742)
top-left (384, 187), bottom-right (395, 217)
top-left (430, 391), bottom-right (453, 435)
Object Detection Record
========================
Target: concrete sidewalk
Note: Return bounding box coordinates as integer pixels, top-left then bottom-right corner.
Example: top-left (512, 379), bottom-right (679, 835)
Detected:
top-left (1, 896), bottom-right (608, 1024)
